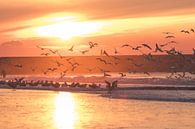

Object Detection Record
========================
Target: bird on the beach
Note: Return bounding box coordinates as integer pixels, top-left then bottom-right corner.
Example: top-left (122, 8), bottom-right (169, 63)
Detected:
top-left (127, 57), bottom-right (134, 62)
top-left (143, 53), bottom-right (154, 61)
top-left (14, 64), bottom-right (23, 68)
top-left (103, 72), bottom-right (111, 77)
top-left (144, 72), bottom-right (150, 76)
top-left (119, 72), bottom-right (126, 77)
top-left (192, 48), bottom-right (195, 55)
top-left (132, 63), bottom-right (143, 67)
top-left (105, 80), bottom-right (118, 94)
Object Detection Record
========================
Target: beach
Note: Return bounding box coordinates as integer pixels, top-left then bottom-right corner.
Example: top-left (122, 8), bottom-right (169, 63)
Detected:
top-left (0, 89), bottom-right (195, 129)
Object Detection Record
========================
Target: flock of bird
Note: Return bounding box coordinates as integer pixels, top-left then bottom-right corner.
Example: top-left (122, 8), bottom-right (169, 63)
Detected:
top-left (3, 29), bottom-right (195, 83)
top-left (0, 78), bottom-right (119, 94)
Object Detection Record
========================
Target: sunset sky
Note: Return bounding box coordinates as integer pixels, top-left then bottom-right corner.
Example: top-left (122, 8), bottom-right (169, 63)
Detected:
top-left (0, 0), bottom-right (195, 56)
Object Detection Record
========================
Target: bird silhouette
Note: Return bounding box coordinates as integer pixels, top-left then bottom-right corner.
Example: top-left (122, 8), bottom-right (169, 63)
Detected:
top-left (41, 53), bottom-right (50, 56)
top-left (68, 45), bottom-right (74, 52)
top-left (193, 48), bottom-right (195, 55)
top-left (141, 43), bottom-right (152, 50)
top-left (143, 72), bottom-right (150, 76)
top-left (114, 48), bottom-right (119, 54)
top-left (80, 50), bottom-right (89, 54)
top-left (121, 44), bottom-right (130, 48)
top-left (103, 72), bottom-right (111, 77)
top-left (163, 32), bottom-right (174, 35)
top-left (89, 42), bottom-right (98, 48)
top-left (49, 49), bottom-right (58, 54)
top-left (181, 30), bottom-right (190, 34)
top-left (14, 64), bottom-right (23, 68)
top-left (103, 50), bottom-right (110, 57)
top-left (154, 43), bottom-right (164, 53)
top-left (56, 61), bottom-right (64, 67)
top-left (105, 80), bottom-right (118, 94)
top-left (165, 35), bottom-right (175, 38)
top-left (119, 72), bottom-right (126, 77)
top-left (130, 45), bottom-right (142, 51)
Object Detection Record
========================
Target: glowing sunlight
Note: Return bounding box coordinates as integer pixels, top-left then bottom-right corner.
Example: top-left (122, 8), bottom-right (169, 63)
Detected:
top-left (36, 21), bottom-right (103, 40)
top-left (54, 92), bottom-right (78, 129)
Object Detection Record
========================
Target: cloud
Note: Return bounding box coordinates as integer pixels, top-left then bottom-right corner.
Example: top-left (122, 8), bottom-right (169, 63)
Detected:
top-left (1, 0), bottom-right (195, 23)
top-left (0, 25), bottom-right (32, 33)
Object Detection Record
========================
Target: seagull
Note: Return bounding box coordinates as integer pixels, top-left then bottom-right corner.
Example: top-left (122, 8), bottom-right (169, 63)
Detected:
top-left (41, 53), bottom-right (50, 56)
top-left (89, 42), bottom-right (98, 49)
top-left (56, 61), bottom-right (64, 67)
top-left (103, 72), bottom-right (111, 77)
top-left (60, 69), bottom-right (68, 78)
top-left (181, 30), bottom-right (190, 34)
top-left (165, 35), bottom-right (175, 38)
top-left (49, 49), bottom-right (58, 54)
top-left (66, 58), bottom-right (72, 62)
top-left (71, 65), bottom-right (77, 71)
top-left (103, 50), bottom-right (110, 57)
top-left (80, 50), bottom-right (89, 54)
top-left (168, 41), bottom-right (177, 44)
top-left (96, 58), bottom-right (111, 65)
top-left (191, 28), bottom-right (195, 33)
top-left (127, 57), bottom-right (134, 62)
top-left (14, 64), bottom-right (23, 68)
top-left (119, 72), bottom-right (126, 77)
top-left (68, 45), bottom-right (74, 52)
top-left (114, 48), bottom-right (119, 54)
top-left (112, 56), bottom-right (120, 61)
top-left (121, 44), bottom-right (130, 48)
top-left (163, 32), bottom-right (174, 35)
top-left (133, 63), bottom-right (143, 67)
top-left (130, 45), bottom-right (142, 51)
top-left (105, 80), bottom-right (118, 94)
top-left (192, 48), bottom-right (195, 55)
top-left (154, 43), bottom-right (164, 53)
top-left (36, 45), bottom-right (45, 50)
top-left (141, 43), bottom-right (152, 50)
top-left (144, 72), bottom-right (150, 76)
top-left (143, 53), bottom-right (154, 61)
top-left (47, 68), bottom-right (57, 72)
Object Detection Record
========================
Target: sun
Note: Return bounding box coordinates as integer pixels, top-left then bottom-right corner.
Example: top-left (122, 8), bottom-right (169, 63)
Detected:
top-left (35, 20), bottom-right (103, 40)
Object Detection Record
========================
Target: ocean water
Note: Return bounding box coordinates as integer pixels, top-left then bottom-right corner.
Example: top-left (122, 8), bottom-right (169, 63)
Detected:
top-left (0, 89), bottom-right (195, 129)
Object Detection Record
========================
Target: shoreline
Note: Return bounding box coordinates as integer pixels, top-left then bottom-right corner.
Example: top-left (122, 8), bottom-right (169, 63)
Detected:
top-left (1, 85), bottom-right (195, 103)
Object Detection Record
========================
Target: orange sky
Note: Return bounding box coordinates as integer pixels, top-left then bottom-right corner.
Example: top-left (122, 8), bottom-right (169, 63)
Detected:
top-left (0, 0), bottom-right (195, 56)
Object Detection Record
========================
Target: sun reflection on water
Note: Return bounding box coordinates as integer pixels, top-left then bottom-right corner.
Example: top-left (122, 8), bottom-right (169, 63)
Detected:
top-left (54, 92), bottom-right (77, 129)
